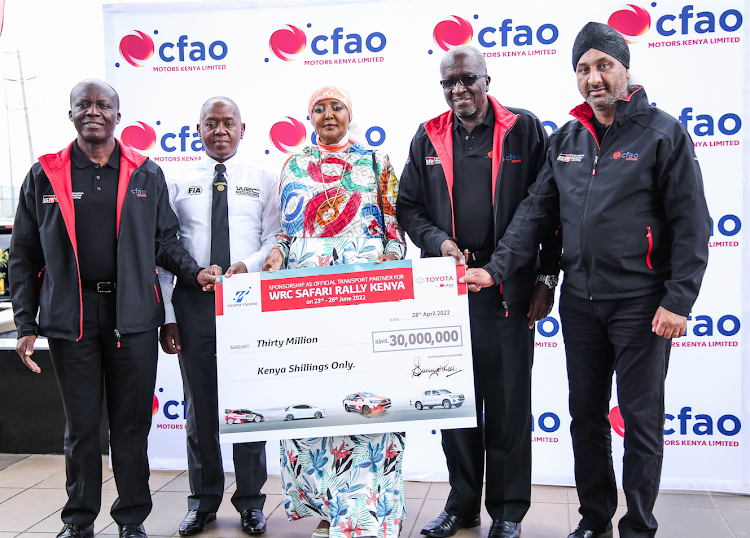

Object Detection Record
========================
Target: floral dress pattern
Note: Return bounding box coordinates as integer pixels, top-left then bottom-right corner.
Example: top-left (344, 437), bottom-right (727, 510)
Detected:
top-left (282, 434), bottom-right (406, 538)
top-left (274, 144), bottom-right (406, 268)
top-left (276, 144), bottom-right (407, 537)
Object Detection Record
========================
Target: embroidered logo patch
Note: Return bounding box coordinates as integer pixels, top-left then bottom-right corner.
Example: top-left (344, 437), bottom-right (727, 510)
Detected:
top-left (188, 186), bottom-right (202, 195)
top-left (236, 186), bottom-right (260, 198)
top-left (613, 151), bottom-right (639, 161)
top-left (72, 192), bottom-right (83, 200)
top-left (504, 153), bottom-right (522, 163)
top-left (425, 157), bottom-right (441, 166)
top-left (557, 153), bottom-right (584, 163)
top-left (131, 188), bottom-right (147, 198)
top-left (43, 195), bottom-right (57, 204)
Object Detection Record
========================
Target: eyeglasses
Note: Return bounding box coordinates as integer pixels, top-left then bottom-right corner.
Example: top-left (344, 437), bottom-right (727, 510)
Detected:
top-left (439, 74), bottom-right (488, 89)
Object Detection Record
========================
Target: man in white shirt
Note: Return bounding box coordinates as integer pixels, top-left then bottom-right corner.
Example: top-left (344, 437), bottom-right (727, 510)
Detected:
top-left (158, 96), bottom-right (280, 536)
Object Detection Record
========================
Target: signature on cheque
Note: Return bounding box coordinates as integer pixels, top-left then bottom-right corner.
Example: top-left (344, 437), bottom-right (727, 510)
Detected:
top-left (411, 356), bottom-right (462, 379)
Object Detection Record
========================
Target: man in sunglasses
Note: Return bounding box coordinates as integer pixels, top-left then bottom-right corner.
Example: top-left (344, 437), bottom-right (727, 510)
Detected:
top-left (398, 45), bottom-right (561, 538)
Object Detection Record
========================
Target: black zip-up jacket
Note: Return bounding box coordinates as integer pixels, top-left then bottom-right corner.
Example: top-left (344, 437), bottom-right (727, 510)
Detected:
top-left (10, 141), bottom-right (201, 341)
top-left (398, 96), bottom-right (561, 306)
top-left (484, 87), bottom-right (710, 316)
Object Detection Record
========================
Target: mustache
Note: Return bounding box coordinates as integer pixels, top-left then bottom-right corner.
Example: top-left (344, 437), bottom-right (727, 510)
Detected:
top-left (588, 83), bottom-right (609, 92)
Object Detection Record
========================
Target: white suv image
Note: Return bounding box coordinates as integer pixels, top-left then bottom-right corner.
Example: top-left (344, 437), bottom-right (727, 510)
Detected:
top-left (410, 389), bottom-right (465, 410)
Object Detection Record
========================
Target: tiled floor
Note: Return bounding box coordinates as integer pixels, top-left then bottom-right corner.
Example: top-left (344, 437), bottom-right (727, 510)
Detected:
top-left (0, 454), bottom-right (747, 538)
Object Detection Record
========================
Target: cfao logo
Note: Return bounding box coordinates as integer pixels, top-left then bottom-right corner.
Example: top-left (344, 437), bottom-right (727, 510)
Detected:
top-left (266, 23), bottom-right (386, 63)
top-left (609, 406), bottom-right (627, 437)
top-left (119, 30), bottom-right (155, 67)
top-left (121, 122), bottom-right (156, 151)
top-left (606, 3), bottom-right (743, 43)
top-left (433, 15), bottom-right (474, 51)
top-left (269, 117), bottom-right (307, 154)
top-left (116, 29), bottom-right (228, 70)
top-left (269, 25), bottom-right (307, 61)
top-left (610, 405), bottom-right (742, 438)
top-left (608, 4), bottom-right (651, 43)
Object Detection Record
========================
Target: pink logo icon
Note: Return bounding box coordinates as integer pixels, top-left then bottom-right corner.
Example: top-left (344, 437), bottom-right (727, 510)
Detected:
top-left (121, 122), bottom-right (157, 151)
top-left (270, 117), bottom-right (306, 153)
top-left (119, 30), bottom-right (155, 67)
top-left (433, 16), bottom-right (474, 51)
top-left (152, 395), bottom-right (159, 416)
top-left (269, 25), bottom-right (307, 61)
top-left (609, 406), bottom-right (626, 437)
top-left (608, 4), bottom-right (651, 43)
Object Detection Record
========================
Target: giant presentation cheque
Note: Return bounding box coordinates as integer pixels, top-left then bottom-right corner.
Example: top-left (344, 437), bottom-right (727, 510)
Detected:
top-left (215, 257), bottom-right (477, 443)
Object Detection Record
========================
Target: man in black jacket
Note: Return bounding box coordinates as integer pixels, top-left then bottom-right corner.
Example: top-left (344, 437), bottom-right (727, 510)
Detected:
top-left (461, 24), bottom-right (710, 538)
top-left (398, 45), bottom-right (561, 538)
top-left (10, 79), bottom-right (217, 538)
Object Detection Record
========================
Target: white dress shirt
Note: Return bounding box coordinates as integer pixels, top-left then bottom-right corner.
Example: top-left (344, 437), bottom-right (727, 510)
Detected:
top-left (158, 154), bottom-right (281, 324)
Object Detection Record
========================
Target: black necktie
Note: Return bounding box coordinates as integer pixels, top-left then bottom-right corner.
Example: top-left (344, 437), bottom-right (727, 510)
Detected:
top-left (210, 163), bottom-right (230, 270)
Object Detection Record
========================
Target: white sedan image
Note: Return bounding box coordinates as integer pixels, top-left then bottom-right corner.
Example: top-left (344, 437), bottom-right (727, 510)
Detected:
top-left (284, 404), bottom-right (326, 420)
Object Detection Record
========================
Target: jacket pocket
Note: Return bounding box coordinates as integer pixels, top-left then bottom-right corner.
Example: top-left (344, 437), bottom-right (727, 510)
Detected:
top-left (646, 226), bottom-right (653, 269)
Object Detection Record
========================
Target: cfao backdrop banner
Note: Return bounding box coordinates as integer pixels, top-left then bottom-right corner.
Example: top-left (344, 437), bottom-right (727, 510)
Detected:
top-left (103, 0), bottom-right (749, 493)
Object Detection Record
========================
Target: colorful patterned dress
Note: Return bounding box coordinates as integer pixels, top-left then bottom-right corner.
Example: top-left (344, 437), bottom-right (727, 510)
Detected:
top-left (276, 144), bottom-right (406, 538)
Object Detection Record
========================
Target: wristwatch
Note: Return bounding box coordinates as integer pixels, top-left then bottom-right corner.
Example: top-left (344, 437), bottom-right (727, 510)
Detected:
top-left (538, 275), bottom-right (559, 289)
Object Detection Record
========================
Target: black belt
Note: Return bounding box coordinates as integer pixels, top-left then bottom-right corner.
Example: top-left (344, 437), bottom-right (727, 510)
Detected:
top-left (82, 281), bottom-right (117, 293)
top-left (465, 249), bottom-right (493, 263)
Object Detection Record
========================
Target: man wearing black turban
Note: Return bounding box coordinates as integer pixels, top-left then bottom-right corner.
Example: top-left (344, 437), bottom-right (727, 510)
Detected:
top-left (461, 22), bottom-right (711, 538)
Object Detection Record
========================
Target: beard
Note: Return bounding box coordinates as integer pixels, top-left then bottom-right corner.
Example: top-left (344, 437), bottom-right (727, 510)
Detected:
top-left (586, 82), bottom-right (629, 110)
top-left (455, 104), bottom-right (478, 118)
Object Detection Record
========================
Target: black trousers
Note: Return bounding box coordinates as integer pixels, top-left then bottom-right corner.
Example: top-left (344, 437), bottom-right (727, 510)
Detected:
top-left (48, 290), bottom-right (157, 527)
top-left (559, 290), bottom-right (670, 538)
top-left (442, 286), bottom-right (534, 522)
top-left (173, 285), bottom-right (267, 513)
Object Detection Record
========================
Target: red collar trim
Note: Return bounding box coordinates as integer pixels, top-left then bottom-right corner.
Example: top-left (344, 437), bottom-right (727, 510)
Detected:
top-left (423, 96), bottom-right (518, 237)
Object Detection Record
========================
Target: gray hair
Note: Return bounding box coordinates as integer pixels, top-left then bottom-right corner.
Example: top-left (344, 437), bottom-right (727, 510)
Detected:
top-left (440, 45), bottom-right (488, 75)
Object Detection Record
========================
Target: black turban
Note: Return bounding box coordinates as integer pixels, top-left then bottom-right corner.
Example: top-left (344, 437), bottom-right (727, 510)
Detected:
top-left (572, 22), bottom-right (630, 71)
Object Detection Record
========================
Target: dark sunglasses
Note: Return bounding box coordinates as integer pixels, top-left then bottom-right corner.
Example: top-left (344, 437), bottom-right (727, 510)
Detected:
top-left (439, 74), bottom-right (488, 89)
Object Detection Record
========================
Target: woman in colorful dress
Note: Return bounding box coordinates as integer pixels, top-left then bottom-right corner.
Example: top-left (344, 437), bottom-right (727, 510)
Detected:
top-left (262, 86), bottom-right (406, 538)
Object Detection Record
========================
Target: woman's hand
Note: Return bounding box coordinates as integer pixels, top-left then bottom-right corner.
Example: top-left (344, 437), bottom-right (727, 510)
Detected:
top-left (375, 252), bottom-right (398, 264)
top-left (263, 247), bottom-right (284, 272)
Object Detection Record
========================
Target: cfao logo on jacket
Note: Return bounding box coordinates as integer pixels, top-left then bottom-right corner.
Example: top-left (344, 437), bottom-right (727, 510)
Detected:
top-left (613, 151), bottom-right (639, 161)
top-left (131, 188), bottom-right (148, 198)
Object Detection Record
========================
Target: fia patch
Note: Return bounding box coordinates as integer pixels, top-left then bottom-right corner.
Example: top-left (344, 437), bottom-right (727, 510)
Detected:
top-left (188, 186), bottom-right (202, 195)
top-left (236, 186), bottom-right (260, 198)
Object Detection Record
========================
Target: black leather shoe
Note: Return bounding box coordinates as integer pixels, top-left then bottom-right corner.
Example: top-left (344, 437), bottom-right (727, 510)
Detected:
top-left (489, 520), bottom-right (521, 538)
top-left (179, 511), bottom-right (216, 536)
top-left (240, 509), bottom-right (266, 535)
top-left (568, 526), bottom-right (613, 538)
top-left (119, 524), bottom-right (148, 538)
top-left (421, 511), bottom-right (481, 537)
top-left (57, 524), bottom-right (94, 538)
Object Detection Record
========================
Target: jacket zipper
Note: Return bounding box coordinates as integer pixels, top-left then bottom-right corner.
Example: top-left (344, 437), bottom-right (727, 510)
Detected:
top-left (646, 226), bottom-right (654, 269)
top-left (114, 183), bottom-right (131, 348)
top-left (493, 127), bottom-right (512, 316)
top-left (581, 123), bottom-right (612, 300)
top-left (154, 268), bottom-right (161, 303)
